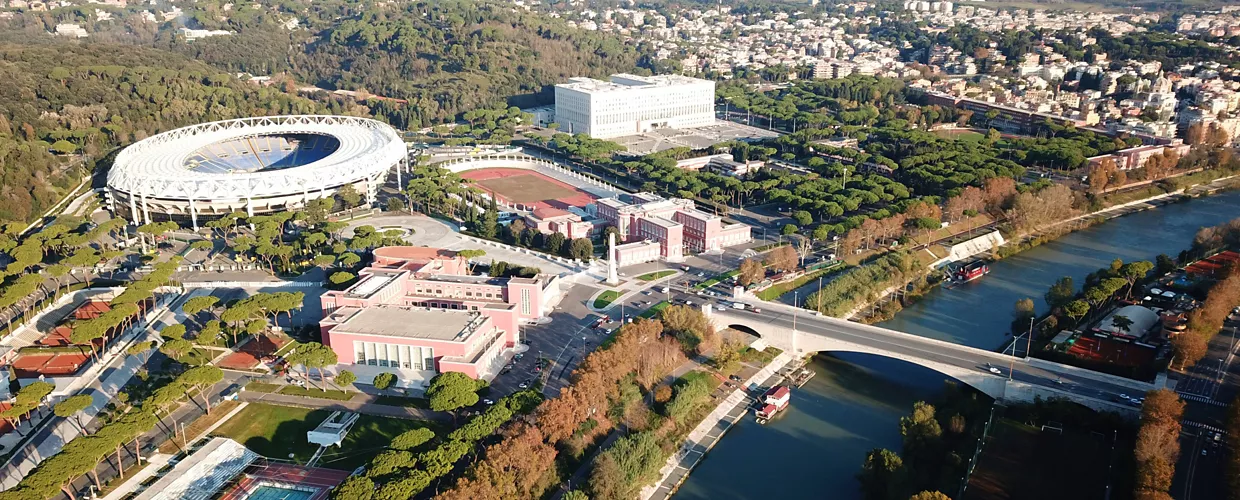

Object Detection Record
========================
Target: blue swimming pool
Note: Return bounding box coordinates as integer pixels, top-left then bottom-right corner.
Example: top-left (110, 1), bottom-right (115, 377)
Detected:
top-left (244, 484), bottom-right (315, 500)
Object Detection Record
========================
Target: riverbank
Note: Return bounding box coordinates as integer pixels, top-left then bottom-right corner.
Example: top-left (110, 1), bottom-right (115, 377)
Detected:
top-left (840, 175), bottom-right (1238, 327)
top-left (641, 352), bottom-right (799, 500)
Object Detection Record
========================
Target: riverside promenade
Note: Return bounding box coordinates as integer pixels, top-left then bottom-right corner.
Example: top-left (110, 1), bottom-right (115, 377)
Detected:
top-left (641, 352), bottom-right (797, 500)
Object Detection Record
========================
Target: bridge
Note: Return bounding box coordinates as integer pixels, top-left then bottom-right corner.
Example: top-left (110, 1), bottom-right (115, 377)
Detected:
top-left (710, 300), bottom-right (1161, 415)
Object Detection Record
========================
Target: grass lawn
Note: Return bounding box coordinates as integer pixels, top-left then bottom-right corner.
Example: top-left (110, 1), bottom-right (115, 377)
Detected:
top-left (273, 340), bottom-right (302, 357)
top-left (638, 300), bottom-right (670, 319)
top-left (158, 400), bottom-right (243, 454)
top-left (593, 290), bottom-right (621, 309)
top-left (211, 403), bottom-right (442, 471)
top-left (278, 385), bottom-right (355, 401)
top-left (694, 270), bottom-right (739, 290)
top-left (932, 129), bottom-right (984, 142)
top-left (636, 270), bottom-right (676, 282)
top-left (739, 346), bottom-right (782, 365)
top-left (754, 266), bottom-right (841, 301)
top-left (244, 381), bottom-right (281, 393)
top-left (964, 419), bottom-right (1127, 500)
top-left (374, 395), bottom-right (431, 409)
top-left (211, 404), bottom-right (327, 463)
top-left (317, 414), bottom-right (445, 471)
top-left (179, 347), bottom-right (219, 366)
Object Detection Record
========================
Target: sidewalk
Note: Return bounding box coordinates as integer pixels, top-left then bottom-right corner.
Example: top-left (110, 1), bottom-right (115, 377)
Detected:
top-left (238, 386), bottom-right (450, 422)
top-left (0, 290), bottom-right (189, 489)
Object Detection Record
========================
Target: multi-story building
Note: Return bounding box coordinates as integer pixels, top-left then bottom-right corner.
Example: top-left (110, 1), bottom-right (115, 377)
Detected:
top-left (596, 192), bottom-right (751, 264)
top-left (320, 246), bottom-right (563, 388)
top-left (554, 74), bottom-right (715, 139)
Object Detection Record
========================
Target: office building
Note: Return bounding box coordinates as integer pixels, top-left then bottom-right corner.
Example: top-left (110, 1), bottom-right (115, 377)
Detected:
top-left (554, 74), bottom-right (715, 139)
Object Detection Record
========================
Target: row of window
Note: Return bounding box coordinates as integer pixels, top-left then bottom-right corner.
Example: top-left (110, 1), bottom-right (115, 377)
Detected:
top-left (412, 286), bottom-right (501, 300)
top-left (354, 341), bottom-right (434, 371)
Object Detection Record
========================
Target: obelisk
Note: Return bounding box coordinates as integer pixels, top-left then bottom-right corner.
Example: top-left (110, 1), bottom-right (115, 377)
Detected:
top-left (606, 232), bottom-right (620, 285)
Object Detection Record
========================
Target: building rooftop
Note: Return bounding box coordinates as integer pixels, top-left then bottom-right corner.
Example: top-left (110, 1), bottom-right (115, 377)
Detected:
top-left (557, 73), bottom-right (710, 94)
top-left (332, 305), bottom-right (487, 342)
top-left (641, 216), bottom-right (683, 229)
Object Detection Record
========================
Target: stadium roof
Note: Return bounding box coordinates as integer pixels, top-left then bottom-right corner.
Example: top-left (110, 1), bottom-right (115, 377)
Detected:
top-left (107, 115), bottom-right (404, 202)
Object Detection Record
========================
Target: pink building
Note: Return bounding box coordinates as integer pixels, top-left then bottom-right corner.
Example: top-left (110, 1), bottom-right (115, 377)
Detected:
top-left (523, 207), bottom-right (597, 240)
top-left (319, 246), bottom-right (563, 388)
top-left (1086, 141), bottom-right (1191, 171)
top-left (596, 193), bottom-right (752, 263)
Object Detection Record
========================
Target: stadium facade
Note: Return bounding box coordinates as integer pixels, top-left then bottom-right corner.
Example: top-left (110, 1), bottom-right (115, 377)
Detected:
top-left (106, 115), bottom-right (406, 229)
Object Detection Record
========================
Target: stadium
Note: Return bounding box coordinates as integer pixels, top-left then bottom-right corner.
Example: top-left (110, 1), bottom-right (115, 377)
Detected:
top-left (106, 115), bottom-right (406, 229)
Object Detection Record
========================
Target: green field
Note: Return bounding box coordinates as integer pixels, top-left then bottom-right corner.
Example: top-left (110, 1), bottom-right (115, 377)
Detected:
top-left (933, 129), bottom-right (985, 143)
top-left (211, 403), bottom-right (441, 471)
top-left (637, 270), bottom-right (676, 282)
top-left (593, 290), bottom-right (621, 308)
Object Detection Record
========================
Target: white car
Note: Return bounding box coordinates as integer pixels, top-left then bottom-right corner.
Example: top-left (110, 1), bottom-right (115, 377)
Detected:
top-left (483, 399), bottom-right (495, 405)
top-left (987, 366), bottom-right (1001, 375)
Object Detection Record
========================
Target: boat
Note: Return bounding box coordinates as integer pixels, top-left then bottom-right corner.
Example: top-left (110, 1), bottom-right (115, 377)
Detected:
top-left (944, 260), bottom-right (989, 288)
top-left (755, 385), bottom-right (791, 424)
top-left (790, 368), bottom-right (816, 388)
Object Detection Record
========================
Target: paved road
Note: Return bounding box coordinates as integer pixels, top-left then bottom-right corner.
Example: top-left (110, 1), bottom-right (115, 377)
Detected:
top-left (699, 293), bottom-right (1159, 408)
top-left (342, 214), bottom-right (575, 275)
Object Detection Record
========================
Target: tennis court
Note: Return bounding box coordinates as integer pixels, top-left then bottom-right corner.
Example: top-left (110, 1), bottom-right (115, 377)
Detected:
top-left (460, 168), bottom-right (596, 210)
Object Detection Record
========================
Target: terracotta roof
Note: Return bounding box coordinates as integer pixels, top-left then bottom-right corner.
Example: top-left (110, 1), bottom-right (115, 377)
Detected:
top-left (532, 207), bottom-right (570, 219)
top-left (372, 246), bottom-right (457, 264)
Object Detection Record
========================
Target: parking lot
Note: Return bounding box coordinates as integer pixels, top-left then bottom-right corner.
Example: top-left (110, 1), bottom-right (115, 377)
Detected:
top-left (611, 121), bottom-right (780, 155)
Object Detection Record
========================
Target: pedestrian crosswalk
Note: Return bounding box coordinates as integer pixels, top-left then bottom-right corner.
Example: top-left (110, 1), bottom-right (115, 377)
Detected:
top-left (1177, 391), bottom-right (1228, 407)
top-left (1183, 420), bottom-right (1226, 435)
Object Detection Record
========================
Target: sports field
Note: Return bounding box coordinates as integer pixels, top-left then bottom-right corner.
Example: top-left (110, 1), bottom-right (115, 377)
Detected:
top-left (460, 168), bottom-right (596, 210)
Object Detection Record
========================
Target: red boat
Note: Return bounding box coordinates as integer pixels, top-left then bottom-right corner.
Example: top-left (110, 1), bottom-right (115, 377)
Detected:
top-left (947, 260), bottom-right (989, 287)
top-left (755, 386), bottom-right (790, 424)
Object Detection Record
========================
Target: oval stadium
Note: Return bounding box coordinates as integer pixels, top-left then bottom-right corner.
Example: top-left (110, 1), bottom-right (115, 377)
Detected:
top-left (106, 115), bottom-right (406, 229)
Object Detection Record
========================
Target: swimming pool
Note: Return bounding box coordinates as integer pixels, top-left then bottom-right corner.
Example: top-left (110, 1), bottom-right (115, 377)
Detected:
top-left (244, 484), bottom-right (315, 500)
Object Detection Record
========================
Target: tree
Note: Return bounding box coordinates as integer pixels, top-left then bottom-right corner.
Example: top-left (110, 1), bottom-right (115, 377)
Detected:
top-left (909, 492), bottom-right (951, 500)
top-left (456, 249), bottom-right (486, 274)
top-left (181, 295), bottom-right (220, 328)
top-left (1045, 276), bottom-right (1075, 308)
top-left (661, 305), bottom-right (717, 355)
top-left (1119, 261), bottom-right (1155, 299)
top-left (391, 427), bottom-right (435, 451)
top-left (426, 372), bottom-right (484, 414)
top-left (160, 324), bottom-right (187, 340)
top-left (765, 245), bottom-right (798, 272)
top-left (1063, 300), bottom-right (1091, 323)
top-left (336, 370), bottom-right (357, 388)
top-left (54, 394), bottom-right (93, 435)
top-left (857, 448), bottom-right (905, 500)
top-left (564, 491), bottom-right (589, 500)
top-left (182, 365), bottom-right (224, 414)
top-left (337, 184), bottom-right (363, 215)
top-left (792, 210), bottom-right (814, 226)
top-left (159, 338), bottom-right (193, 361)
top-left (738, 258), bottom-right (764, 286)
top-left (127, 341), bottom-right (156, 362)
top-left (712, 340), bottom-right (742, 375)
top-left (329, 271), bottom-right (356, 287)
top-left (781, 223), bottom-right (799, 235)
top-left (373, 372), bottom-right (397, 390)
top-left (286, 342), bottom-right (338, 391)
top-left (545, 232), bottom-right (566, 254)
top-left (1013, 297), bottom-right (1035, 321)
top-left (1170, 333), bottom-right (1209, 370)
top-left (569, 238), bottom-right (594, 261)
top-left (331, 475), bottom-right (375, 500)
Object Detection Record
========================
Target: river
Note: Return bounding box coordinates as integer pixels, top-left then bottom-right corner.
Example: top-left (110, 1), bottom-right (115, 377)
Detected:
top-left (877, 189), bottom-right (1240, 350)
top-left (675, 189), bottom-right (1240, 499)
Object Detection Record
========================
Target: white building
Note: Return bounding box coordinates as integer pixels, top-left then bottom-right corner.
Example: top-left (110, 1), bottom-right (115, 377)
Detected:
top-left (553, 74), bottom-right (715, 139)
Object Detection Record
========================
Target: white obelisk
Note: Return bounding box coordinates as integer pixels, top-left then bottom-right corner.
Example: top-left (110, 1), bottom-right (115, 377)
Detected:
top-left (606, 232), bottom-right (620, 285)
